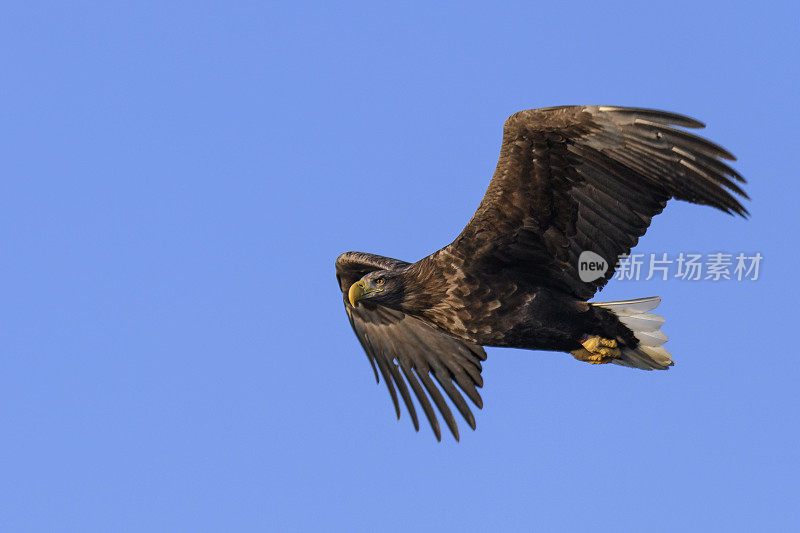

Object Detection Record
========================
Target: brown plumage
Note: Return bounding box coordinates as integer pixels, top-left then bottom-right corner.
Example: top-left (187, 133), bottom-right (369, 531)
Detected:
top-left (335, 105), bottom-right (748, 441)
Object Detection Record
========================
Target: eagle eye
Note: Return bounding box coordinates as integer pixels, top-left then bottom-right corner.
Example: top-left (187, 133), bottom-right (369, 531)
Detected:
top-left (375, 277), bottom-right (385, 286)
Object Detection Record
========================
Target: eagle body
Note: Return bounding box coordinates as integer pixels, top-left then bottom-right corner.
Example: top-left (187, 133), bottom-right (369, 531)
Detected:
top-left (335, 106), bottom-right (748, 441)
top-left (390, 255), bottom-right (602, 351)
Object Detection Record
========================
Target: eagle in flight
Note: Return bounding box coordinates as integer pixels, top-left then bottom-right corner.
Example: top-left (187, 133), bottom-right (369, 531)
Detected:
top-left (335, 106), bottom-right (748, 441)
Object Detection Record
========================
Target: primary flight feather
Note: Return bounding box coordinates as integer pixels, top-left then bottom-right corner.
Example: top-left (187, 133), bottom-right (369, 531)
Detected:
top-left (335, 105), bottom-right (748, 441)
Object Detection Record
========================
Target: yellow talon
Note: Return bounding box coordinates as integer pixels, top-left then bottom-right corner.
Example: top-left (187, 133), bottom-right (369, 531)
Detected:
top-left (582, 337), bottom-right (601, 352)
top-left (598, 347), bottom-right (621, 357)
top-left (572, 336), bottom-right (621, 365)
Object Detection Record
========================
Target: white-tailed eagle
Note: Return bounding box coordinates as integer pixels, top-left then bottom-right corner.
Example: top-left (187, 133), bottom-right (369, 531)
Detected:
top-left (335, 106), bottom-right (748, 441)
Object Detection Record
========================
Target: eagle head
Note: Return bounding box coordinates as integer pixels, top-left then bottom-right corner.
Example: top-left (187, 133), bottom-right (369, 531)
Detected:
top-left (348, 270), bottom-right (405, 308)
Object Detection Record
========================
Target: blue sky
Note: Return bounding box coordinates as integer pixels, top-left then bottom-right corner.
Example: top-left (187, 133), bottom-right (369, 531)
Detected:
top-left (2, 2), bottom-right (798, 531)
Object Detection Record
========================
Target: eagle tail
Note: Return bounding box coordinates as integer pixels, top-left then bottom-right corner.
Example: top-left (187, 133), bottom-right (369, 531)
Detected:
top-left (592, 296), bottom-right (674, 370)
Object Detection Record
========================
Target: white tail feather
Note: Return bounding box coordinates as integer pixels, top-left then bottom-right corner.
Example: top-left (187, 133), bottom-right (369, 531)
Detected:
top-left (635, 329), bottom-right (668, 346)
top-left (617, 313), bottom-right (665, 332)
top-left (593, 296), bottom-right (661, 315)
top-left (593, 296), bottom-right (674, 370)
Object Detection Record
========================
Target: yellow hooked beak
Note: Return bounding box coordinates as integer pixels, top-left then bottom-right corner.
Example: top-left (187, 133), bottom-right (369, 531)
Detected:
top-left (348, 280), bottom-right (366, 307)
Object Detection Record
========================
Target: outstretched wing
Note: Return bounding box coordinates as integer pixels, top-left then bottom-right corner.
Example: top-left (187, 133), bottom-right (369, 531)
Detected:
top-left (446, 105), bottom-right (748, 300)
top-left (335, 252), bottom-right (486, 441)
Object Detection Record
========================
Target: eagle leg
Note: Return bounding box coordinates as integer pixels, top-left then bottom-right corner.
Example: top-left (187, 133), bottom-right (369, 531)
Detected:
top-left (570, 336), bottom-right (621, 364)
